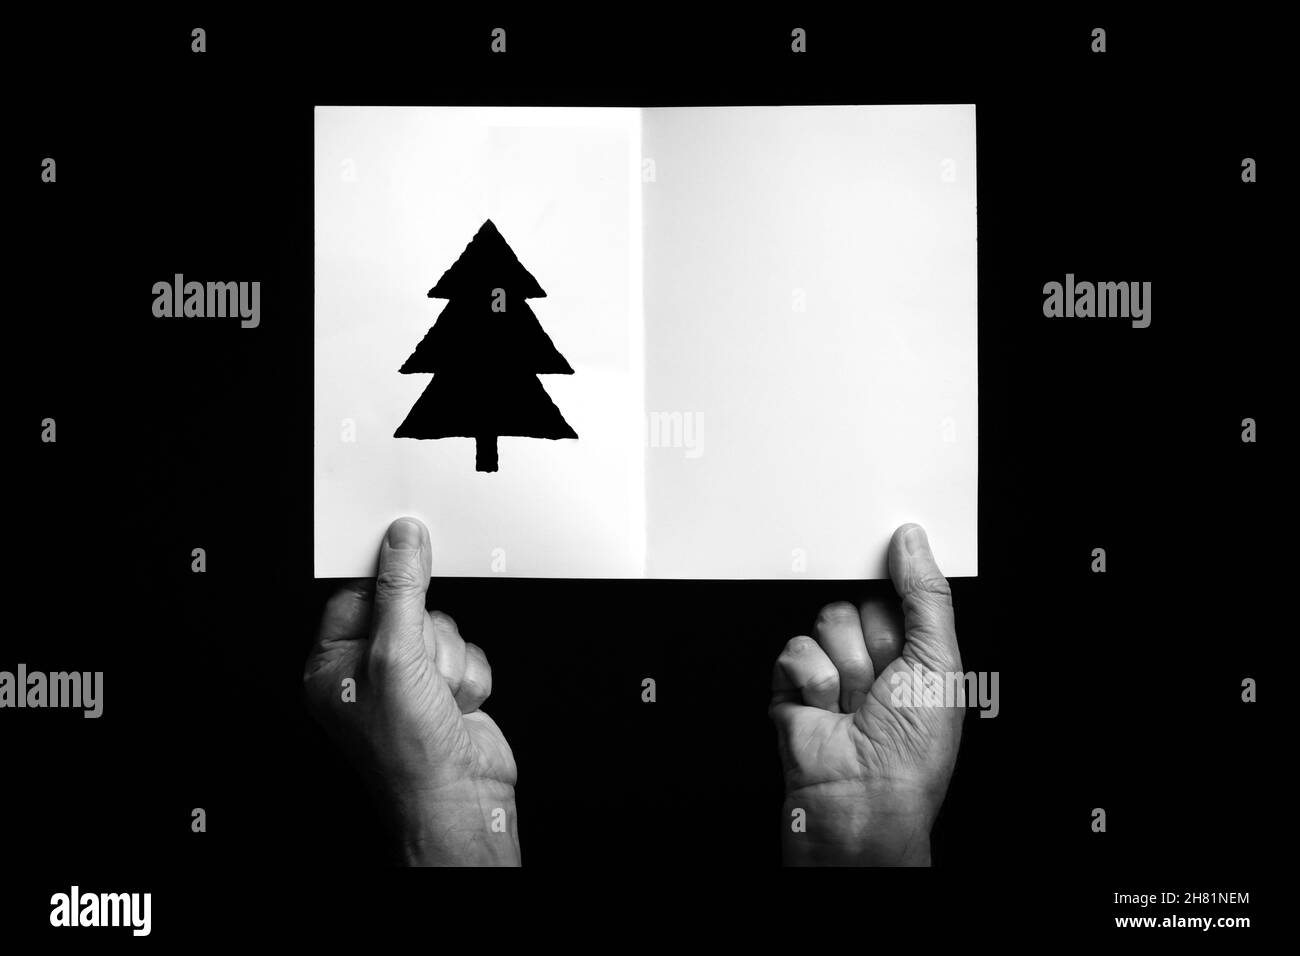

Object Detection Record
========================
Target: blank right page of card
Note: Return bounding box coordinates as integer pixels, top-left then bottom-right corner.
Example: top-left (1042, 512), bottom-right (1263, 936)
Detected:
top-left (642, 105), bottom-right (978, 579)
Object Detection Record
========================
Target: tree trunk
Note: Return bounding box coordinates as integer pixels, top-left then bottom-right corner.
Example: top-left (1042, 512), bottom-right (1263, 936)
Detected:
top-left (476, 435), bottom-right (499, 472)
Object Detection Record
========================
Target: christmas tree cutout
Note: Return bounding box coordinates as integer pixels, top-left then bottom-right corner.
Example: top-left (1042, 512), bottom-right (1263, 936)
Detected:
top-left (394, 220), bottom-right (578, 472)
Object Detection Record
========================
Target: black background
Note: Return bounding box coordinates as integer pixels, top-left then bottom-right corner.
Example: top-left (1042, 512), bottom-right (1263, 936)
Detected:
top-left (9, 10), bottom-right (1276, 943)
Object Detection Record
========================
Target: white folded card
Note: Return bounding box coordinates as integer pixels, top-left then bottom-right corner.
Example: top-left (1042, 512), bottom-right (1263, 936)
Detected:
top-left (315, 105), bottom-right (977, 579)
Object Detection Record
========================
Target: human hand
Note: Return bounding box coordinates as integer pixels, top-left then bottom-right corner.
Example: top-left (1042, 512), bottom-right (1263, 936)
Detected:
top-left (770, 524), bottom-right (963, 866)
top-left (304, 517), bottom-right (519, 866)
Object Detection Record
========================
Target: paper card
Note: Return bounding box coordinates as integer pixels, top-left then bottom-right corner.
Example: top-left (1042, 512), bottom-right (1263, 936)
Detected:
top-left (315, 105), bottom-right (977, 579)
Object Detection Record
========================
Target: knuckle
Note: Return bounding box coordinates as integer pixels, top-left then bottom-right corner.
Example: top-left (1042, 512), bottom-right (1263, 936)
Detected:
top-left (909, 571), bottom-right (953, 603)
top-left (816, 601), bottom-right (860, 629)
top-left (803, 671), bottom-right (839, 693)
top-left (774, 634), bottom-right (816, 665)
top-left (375, 564), bottom-right (423, 596)
top-left (461, 674), bottom-right (491, 703)
top-left (428, 610), bottom-right (459, 634)
top-left (783, 634), bottom-right (818, 657)
top-left (838, 654), bottom-right (874, 678)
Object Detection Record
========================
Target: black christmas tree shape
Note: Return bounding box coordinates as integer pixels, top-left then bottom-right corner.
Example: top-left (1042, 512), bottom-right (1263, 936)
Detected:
top-left (394, 220), bottom-right (577, 472)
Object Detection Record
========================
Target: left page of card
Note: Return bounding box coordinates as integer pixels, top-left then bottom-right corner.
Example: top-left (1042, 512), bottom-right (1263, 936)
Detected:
top-left (315, 107), bottom-right (645, 578)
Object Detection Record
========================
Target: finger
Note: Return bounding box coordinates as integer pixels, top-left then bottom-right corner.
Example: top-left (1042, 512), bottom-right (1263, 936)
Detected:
top-left (317, 579), bottom-right (374, 647)
top-left (456, 642), bottom-right (493, 713)
top-left (775, 635), bottom-right (841, 712)
top-left (770, 657), bottom-right (802, 707)
top-left (812, 602), bottom-right (874, 712)
top-left (370, 517), bottom-right (433, 667)
top-left (858, 597), bottom-right (905, 676)
top-left (887, 524), bottom-right (960, 673)
top-left (304, 580), bottom-right (373, 699)
top-left (427, 610), bottom-right (467, 696)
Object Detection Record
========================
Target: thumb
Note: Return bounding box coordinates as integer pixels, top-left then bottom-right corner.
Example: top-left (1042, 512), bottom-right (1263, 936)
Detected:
top-left (887, 523), bottom-right (961, 675)
top-left (370, 517), bottom-right (432, 665)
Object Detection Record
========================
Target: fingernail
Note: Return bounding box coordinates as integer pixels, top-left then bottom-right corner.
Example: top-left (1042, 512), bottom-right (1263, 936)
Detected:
top-left (386, 518), bottom-right (423, 551)
top-left (904, 525), bottom-right (928, 555)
